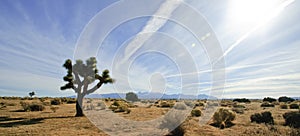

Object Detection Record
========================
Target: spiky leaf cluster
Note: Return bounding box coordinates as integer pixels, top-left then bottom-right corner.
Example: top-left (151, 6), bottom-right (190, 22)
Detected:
top-left (60, 57), bottom-right (114, 91)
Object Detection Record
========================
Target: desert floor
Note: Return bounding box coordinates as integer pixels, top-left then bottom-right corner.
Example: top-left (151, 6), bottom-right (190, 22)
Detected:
top-left (0, 98), bottom-right (299, 136)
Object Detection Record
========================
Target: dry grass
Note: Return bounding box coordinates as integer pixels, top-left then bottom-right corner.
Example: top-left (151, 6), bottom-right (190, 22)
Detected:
top-left (0, 98), bottom-right (299, 136)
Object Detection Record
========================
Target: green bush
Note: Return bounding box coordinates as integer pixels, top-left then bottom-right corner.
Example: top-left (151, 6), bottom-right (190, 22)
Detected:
top-left (250, 111), bottom-right (274, 124)
top-left (283, 111), bottom-right (300, 128)
top-left (212, 108), bottom-right (236, 129)
top-left (261, 102), bottom-right (275, 107)
top-left (191, 109), bottom-right (201, 117)
top-left (289, 103), bottom-right (299, 109)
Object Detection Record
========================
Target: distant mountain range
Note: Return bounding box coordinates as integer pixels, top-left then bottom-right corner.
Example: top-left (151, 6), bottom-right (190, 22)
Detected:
top-left (69, 92), bottom-right (218, 100)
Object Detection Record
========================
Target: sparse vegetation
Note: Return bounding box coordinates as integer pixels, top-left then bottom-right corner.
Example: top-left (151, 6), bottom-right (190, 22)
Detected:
top-left (212, 108), bottom-right (236, 129)
top-left (250, 111), bottom-right (274, 124)
top-left (1, 97), bottom-right (300, 135)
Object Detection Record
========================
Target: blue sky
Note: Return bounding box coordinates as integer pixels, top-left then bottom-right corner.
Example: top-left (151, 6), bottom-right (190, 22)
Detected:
top-left (0, 0), bottom-right (299, 98)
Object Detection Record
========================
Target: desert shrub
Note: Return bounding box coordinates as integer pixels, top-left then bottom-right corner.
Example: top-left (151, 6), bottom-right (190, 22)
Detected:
top-left (195, 102), bottom-right (204, 107)
top-left (160, 101), bottom-right (172, 108)
top-left (6, 103), bottom-right (16, 106)
top-left (60, 97), bottom-right (68, 103)
top-left (173, 103), bottom-right (187, 110)
top-left (280, 104), bottom-right (288, 109)
top-left (51, 98), bottom-right (61, 105)
top-left (233, 104), bottom-right (246, 108)
top-left (113, 105), bottom-right (128, 113)
top-left (232, 108), bottom-right (244, 114)
top-left (233, 98), bottom-right (250, 103)
top-left (283, 111), bottom-right (300, 128)
top-left (39, 97), bottom-right (46, 103)
top-left (0, 102), bottom-right (6, 109)
top-left (220, 102), bottom-right (228, 107)
top-left (278, 96), bottom-right (295, 103)
top-left (212, 108), bottom-right (236, 129)
top-left (42, 102), bottom-right (51, 106)
top-left (20, 102), bottom-right (45, 111)
top-left (263, 97), bottom-right (277, 103)
top-left (261, 102), bottom-right (275, 107)
top-left (125, 108), bottom-right (131, 114)
top-left (250, 111), bottom-right (274, 124)
top-left (191, 109), bottom-right (201, 117)
top-left (109, 105), bottom-right (118, 111)
top-left (66, 99), bottom-right (76, 104)
top-left (289, 103), bottom-right (299, 109)
top-left (112, 101), bottom-right (120, 107)
top-left (50, 106), bottom-right (59, 113)
top-left (272, 101), bottom-right (280, 105)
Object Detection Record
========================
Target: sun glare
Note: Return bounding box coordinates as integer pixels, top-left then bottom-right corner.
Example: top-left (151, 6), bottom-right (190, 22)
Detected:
top-left (229, 0), bottom-right (281, 26)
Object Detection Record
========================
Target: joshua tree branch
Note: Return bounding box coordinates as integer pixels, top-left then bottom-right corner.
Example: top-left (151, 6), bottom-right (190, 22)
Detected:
top-left (85, 80), bottom-right (104, 95)
top-left (73, 72), bottom-right (82, 85)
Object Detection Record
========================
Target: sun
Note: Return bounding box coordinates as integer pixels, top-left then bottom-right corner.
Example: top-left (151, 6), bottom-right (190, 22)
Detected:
top-left (228, 0), bottom-right (282, 26)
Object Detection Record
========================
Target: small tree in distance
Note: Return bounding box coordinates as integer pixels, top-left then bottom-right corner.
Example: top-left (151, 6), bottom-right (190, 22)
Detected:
top-left (126, 92), bottom-right (139, 102)
top-left (61, 57), bottom-right (114, 117)
top-left (29, 91), bottom-right (35, 97)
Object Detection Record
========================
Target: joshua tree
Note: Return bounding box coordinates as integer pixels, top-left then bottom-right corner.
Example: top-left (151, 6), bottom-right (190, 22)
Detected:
top-left (29, 91), bottom-right (35, 97)
top-left (60, 57), bottom-right (113, 117)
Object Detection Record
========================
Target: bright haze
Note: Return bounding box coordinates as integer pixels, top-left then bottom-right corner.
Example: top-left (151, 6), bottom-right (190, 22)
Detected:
top-left (0, 0), bottom-right (299, 99)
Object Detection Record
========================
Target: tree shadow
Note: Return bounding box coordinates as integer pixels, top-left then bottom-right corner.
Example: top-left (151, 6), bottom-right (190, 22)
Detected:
top-left (0, 118), bottom-right (44, 127)
top-left (0, 116), bottom-right (74, 127)
top-left (10, 109), bottom-right (26, 112)
top-left (0, 117), bottom-right (25, 122)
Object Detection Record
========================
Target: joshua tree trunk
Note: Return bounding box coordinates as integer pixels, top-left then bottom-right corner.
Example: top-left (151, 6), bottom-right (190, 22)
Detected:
top-left (75, 94), bottom-right (84, 117)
